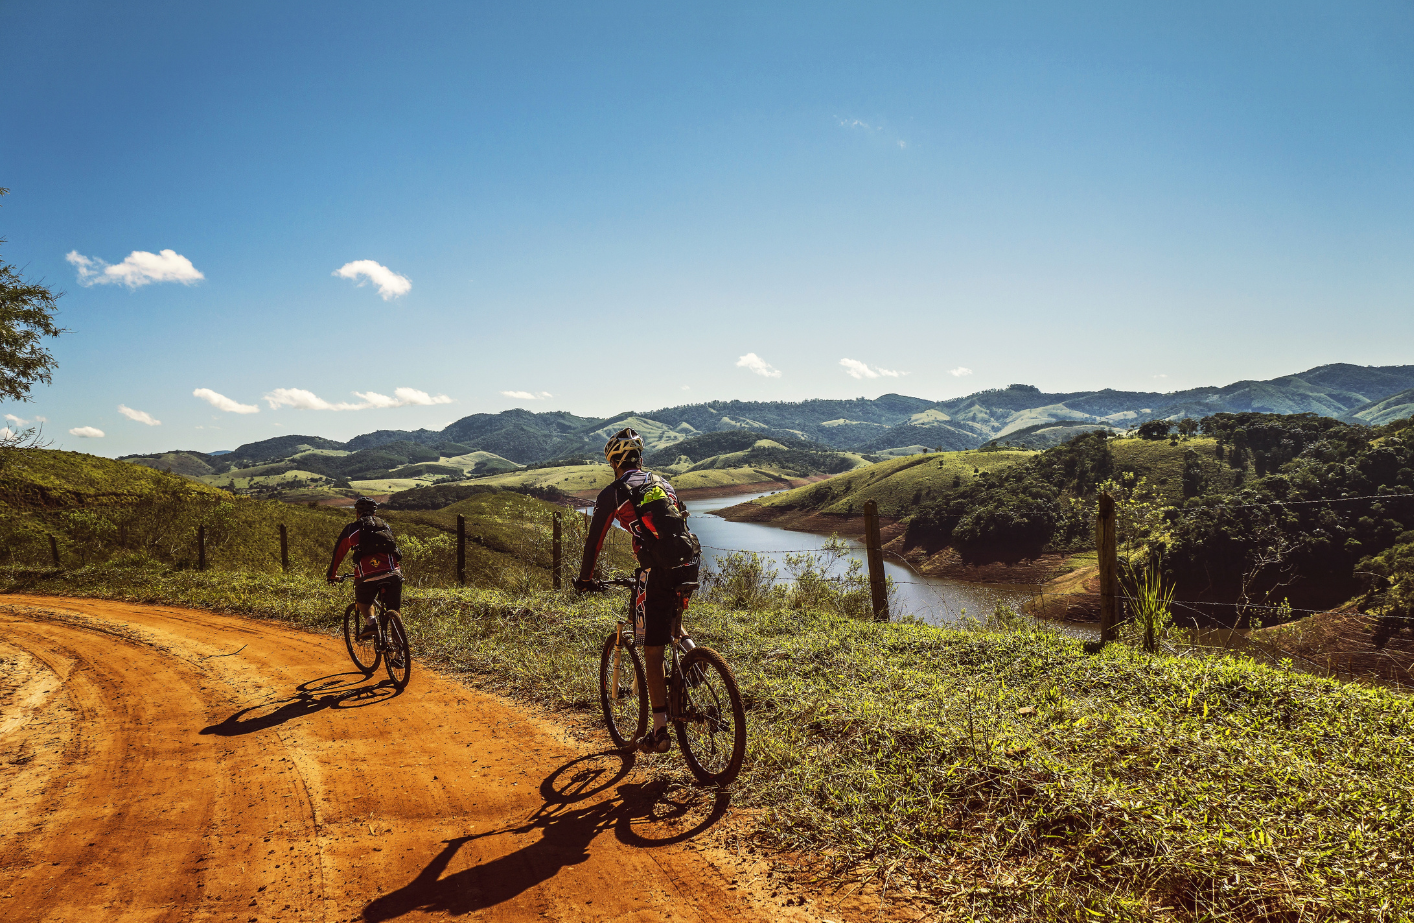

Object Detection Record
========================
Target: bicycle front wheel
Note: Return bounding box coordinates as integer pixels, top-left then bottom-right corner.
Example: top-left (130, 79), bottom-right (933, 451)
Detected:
top-left (343, 603), bottom-right (381, 675)
top-left (382, 612), bottom-right (412, 689)
top-left (674, 646), bottom-right (746, 786)
top-left (599, 630), bottom-right (647, 749)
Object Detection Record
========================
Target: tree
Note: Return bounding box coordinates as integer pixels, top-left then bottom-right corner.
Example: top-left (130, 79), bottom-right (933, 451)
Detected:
top-left (1137, 419), bottom-right (1173, 441)
top-left (1176, 417), bottom-right (1199, 438)
top-left (0, 189), bottom-right (63, 403)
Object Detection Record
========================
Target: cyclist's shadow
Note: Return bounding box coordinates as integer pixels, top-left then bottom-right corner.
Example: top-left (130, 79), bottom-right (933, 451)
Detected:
top-left (200, 672), bottom-right (400, 737)
top-left (362, 749), bottom-right (731, 921)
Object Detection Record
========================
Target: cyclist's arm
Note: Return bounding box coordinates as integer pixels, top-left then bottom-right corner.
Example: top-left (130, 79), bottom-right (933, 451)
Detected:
top-left (576, 484), bottom-right (619, 586)
top-left (327, 523), bottom-right (359, 581)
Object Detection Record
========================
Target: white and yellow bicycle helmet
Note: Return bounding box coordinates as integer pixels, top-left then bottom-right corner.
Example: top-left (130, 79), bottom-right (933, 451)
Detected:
top-left (603, 427), bottom-right (644, 466)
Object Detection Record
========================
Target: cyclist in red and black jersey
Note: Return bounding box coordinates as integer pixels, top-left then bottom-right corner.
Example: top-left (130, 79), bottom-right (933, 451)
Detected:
top-left (576, 428), bottom-right (700, 754)
top-left (327, 497), bottom-right (404, 640)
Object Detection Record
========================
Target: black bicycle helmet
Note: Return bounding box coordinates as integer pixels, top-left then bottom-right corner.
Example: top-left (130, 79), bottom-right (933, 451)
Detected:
top-left (353, 496), bottom-right (379, 516)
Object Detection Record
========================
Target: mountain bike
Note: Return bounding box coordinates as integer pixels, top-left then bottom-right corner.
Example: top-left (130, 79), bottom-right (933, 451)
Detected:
top-left (337, 574), bottom-right (412, 689)
top-left (590, 575), bottom-right (746, 786)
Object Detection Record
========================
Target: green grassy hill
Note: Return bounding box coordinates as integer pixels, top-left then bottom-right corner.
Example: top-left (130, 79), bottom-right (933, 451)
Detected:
top-left (0, 447), bottom-right (575, 589)
top-left (739, 435), bottom-right (1238, 523)
top-left (1346, 387), bottom-right (1414, 427)
top-left (751, 449), bottom-right (1035, 518)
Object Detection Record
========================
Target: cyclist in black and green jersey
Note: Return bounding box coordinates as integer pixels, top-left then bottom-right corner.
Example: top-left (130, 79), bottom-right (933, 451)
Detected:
top-left (576, 428), bottom-right (700, 753)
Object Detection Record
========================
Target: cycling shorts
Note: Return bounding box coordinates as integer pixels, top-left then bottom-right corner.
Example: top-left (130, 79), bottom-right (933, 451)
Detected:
top-left (355, 574), bottom-right (403, 612)
top-left (636, 560), bottom-right (698, 647)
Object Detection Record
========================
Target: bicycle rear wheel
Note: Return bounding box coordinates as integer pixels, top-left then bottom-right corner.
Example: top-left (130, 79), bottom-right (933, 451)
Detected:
top-left (599, 630), bottom-right (647, 749)
top-left (674, 646), bottom-right (746, 786)
top-left (343, 602), bottom-right (381, 675)
top-left (382, 612), bottom-right (412, 689)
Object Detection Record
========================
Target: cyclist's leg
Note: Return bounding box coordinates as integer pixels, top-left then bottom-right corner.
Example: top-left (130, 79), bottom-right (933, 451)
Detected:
top-left (641, 567), bottom-right (676, 751)
top-left (353, 581), bottom-right (378, 637)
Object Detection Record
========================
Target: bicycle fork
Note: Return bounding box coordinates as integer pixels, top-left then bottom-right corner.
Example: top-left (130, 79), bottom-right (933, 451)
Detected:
top-left (611, 620), bottom-right (635, 705)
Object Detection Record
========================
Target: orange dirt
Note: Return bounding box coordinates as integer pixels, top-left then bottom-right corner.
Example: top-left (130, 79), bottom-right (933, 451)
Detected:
top-left (0, 596), bottom-right (826, 923)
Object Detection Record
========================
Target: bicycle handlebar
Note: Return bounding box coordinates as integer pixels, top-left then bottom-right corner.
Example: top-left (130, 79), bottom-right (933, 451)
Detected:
top-left (579, 576), bottom-right (636, 593)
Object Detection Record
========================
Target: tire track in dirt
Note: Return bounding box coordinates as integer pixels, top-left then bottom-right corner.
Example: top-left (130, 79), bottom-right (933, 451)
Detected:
top-left (0, 595), bottom-right (816, 923)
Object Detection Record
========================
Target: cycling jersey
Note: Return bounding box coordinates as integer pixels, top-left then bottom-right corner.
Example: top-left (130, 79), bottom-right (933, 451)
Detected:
top-left (577, 467), bottom-right (693, 582)
top-left (327, 516), bottom-right (403, 584)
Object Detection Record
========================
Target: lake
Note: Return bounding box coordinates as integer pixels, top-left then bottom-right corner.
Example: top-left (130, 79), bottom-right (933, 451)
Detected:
top-left (683, 491), bottom-right (1039, 627)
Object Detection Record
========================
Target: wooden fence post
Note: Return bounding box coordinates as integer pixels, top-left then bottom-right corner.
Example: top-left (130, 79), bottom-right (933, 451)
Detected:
top-left (279, 524), bottom-right (289, 572)
top-left (49, 535), bottom-right (60, 568)
top-left (552, 512), bottom-right (563, 590)
top-left (197, 525), bottom-right (207, 571)
top-left (1097, 492), bottom-right (1118, 644)
top-left (456, 514), bottom-right (466, 587)
top-left (863, 499), bottom-right (889, 622)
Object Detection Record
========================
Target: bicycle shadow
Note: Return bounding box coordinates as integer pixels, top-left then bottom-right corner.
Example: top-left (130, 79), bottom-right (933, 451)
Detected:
top-left (361, 749), bottom-right (732, 921)
top-left (200, 671), bottom-right (401, 737)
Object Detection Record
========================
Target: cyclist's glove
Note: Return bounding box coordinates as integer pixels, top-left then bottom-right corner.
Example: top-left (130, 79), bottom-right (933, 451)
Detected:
top-left (573, 577), bottom-right (599, 593)
top-left (326, 574), bottom-right (339, 585)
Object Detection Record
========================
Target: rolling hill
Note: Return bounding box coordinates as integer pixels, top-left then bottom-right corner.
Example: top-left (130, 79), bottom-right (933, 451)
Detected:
top-left (124, 363), bottom-right (1414, 498)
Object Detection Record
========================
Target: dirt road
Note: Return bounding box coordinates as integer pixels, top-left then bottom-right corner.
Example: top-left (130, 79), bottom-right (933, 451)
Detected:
top-left (0, 596), bottom-right (798, 923)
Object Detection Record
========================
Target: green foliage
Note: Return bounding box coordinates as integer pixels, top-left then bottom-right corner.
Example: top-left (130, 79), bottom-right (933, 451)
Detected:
top-left (906, 433), bottom-right (1115, 552)
top-left (1358, 537), bottom-right (1414, 646)
top-left (1137, 419), bottom-right (1173, 440)
top-left (0, 189), bottom-right (64, 404)
top-left (6, 562), bottom-right (1412, 921)
top-left (1154, 416), bottom-right (1414, 608)
top-left (1122, 556), bottom-right (1176, 652)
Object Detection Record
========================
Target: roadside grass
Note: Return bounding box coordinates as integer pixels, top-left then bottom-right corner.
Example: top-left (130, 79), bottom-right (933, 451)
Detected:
top-left (756, 449), bottom-right (1034, 518)
top-left (4, 560), bottom-right (1410, 922)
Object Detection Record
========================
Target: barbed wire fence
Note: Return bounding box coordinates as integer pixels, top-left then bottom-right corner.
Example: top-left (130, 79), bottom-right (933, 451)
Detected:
top-left (10, 483), bottom-right (1409, 687)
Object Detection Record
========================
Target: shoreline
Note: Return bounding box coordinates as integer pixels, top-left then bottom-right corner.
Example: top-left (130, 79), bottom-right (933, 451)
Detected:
top-left (717, 499), bottom-right (1075, 584)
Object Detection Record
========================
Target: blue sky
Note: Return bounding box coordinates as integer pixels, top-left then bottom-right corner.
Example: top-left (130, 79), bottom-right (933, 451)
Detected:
top-left (2, 2), bottom-right (1411, 456)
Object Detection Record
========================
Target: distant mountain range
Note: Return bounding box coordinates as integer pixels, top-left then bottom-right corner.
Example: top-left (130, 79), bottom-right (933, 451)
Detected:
top-left (128, 362), bottom-right (1414, 469)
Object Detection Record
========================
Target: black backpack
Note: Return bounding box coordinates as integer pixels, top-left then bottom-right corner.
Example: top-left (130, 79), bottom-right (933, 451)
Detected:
top-left (624, 472), bottom-right (700, 570)
top-left (356, 515), bottom-right (400, 561)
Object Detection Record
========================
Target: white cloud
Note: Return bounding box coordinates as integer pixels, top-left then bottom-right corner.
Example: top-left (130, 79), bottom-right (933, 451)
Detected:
top-left (69, 426), bottom-right (105, 438)
top-left (117, 404), bottom-right (160, 426)
top-left (736, 353), bottom-right (782, 378)
top-left (837, 117), bottom-right (908, 149)
top-left (840, 358), bottom-right (905, 380)
top-left (194, 388), bottom-right (260, 414)
top-left (681, 385), bottom-right (691, 390)
top-left (264, 386), bottom-right (451, 411)
top-left (1153, 373), bottom-right (1168, 379)
top-left (499, 390), bottom-right (554, 400)
top-left (5, 413), bottom-right (28, 427)
top-left (949, 367), bottom-right (973, 377)
top-left (34, 415), bottom-right (46, 423)
top-left (333, 260), bottom-right (411, 300)
top-left (352, 387), bottom-right (453, 408)
top-left (67, 249), bottom-right (203, 288)
top-left (264, 388), bottom-right (366, 411)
